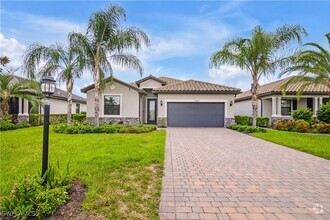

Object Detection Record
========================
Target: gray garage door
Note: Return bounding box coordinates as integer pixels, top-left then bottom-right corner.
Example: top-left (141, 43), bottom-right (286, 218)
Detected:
top-left (167, 102), bottom-right (225, 127)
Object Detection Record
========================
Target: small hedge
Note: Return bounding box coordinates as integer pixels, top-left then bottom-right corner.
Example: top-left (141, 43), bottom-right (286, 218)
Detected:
top-left (234, 115), bottom-right (270, 127)
top-left (0, 122), bottom-right (30, 131)
top-left (30, 114), bottom-right (86, 126)
top-left (53, 124), bottom-right (157, 134)
top-left (228, 124), bottom-right (266, 133)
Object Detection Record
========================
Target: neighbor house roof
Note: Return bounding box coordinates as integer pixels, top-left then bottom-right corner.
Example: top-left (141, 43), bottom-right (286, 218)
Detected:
top-left (80, 76), bottom-right (146, 94)
top-left (235, 76), bottom-right (330, 102)
top-left (153, 79), bottom-right (241, 94)
top-left (13, 75), bottom-right (86, 103)
top-left (158, 76), bottom-right (183, 85)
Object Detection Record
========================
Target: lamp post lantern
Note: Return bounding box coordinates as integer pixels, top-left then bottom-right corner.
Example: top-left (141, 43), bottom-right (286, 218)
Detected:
top-left (40, 75), bottom-right (56, 177)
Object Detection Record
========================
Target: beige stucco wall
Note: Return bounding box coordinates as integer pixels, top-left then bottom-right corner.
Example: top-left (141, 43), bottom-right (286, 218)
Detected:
top-left (157, 93), bottom-right (236, 118)
top-left (139, 79), bottom-right (162, 89)
top-left (234, 99), bottom-right (262, 116)
top-left (262, 99), bottom-right (272, 117)
top-left (86, 81), bottom-right (140, 118)
top-left (39, 99), bottom-right (86, 114)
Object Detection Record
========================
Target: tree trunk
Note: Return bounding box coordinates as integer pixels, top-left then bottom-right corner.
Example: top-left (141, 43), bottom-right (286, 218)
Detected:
top-left (94, 66), bottom-right (100, 127)
top-left (251, 78), bottom-right (260, 128)
top-left (0, 98), bottom-right (9, 117)
top-left (67, 78), bottom-right (73, 126)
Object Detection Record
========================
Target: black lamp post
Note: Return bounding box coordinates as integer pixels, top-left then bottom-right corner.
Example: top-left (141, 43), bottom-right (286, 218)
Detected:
top-left (40, 75), bottom-right (56, 177)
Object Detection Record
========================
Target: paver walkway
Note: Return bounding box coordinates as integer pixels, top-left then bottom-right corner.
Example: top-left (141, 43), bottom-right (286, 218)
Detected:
top-left (159, 128), bottom-right (330, 220)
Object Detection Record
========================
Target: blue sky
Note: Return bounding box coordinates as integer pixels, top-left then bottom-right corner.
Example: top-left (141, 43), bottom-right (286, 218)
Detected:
top-left (1, 0), bottom-right (329, 97)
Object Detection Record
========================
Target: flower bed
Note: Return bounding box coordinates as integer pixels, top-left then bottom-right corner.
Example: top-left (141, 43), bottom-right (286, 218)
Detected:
top-left (274, 119), bottom-right (330, 134)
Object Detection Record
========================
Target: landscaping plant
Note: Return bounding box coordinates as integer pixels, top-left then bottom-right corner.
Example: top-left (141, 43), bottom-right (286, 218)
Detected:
top-left (317, 102), bottom-right (330, 123)
top-left (2, 163), bottom-right (72, 219)
top-left (291, 107), bottom-right (313, 122)
top-left (228, 124), bottom-right (266, 133)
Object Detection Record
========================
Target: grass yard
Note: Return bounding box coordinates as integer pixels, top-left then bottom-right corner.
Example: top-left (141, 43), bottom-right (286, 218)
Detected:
top-left (251, 129), bottom-right (330, 160)
top-left (0, 126), bottom-right (166, 219)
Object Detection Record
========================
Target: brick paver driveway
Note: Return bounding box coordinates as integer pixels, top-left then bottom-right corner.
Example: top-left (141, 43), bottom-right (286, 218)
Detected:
top-left (159, 128), bottom-right (330, 220)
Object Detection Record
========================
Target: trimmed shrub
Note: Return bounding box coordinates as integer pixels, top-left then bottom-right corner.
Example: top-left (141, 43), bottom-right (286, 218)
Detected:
top-left (53, 124), bottom-right (157, 134)
top-left (29, 114), bottom-right (43, 126)
top-left (256, 117), bottom-right (270, 127)
top-left (234, 115), bottom-right (251, 126)
top-left (284, 120), bottom-right (296, 131)
top-left (295, 120), bottom-right (310, 133)
top-left (72, 114), bottom-right (86, 123)
top-left (317, 102), bottom-right (330, 123)
top-left (49, 114), bottom-right (67, 124)
top-left (292, 107), bottom-right (313, 122)
top-left (275, 120), bottom-right (285, 130)
top-left (228, 124), bottom-right (266, 133)
top-left (0, 122), bottom-right (30, 131)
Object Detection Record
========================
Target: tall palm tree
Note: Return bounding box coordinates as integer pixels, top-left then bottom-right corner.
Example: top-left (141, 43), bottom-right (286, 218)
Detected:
top-left (0, 69), bottom-right (42, 117)
top-left (280, 33), bottom-right (330, 98)
top-left (22, 42), bottom-right (85, 125)
top-left (69, 5), bottom-right (150, 126)
top-left (210, 25), bottom-right (306, 127)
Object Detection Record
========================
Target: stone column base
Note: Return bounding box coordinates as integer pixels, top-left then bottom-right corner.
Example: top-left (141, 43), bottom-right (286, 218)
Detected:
top-left (17, 114), bottom-right (29, 123)
top-left (157, 117), bottom-right (167, 128)
top-left (86, 117), bottom-right (140, 125)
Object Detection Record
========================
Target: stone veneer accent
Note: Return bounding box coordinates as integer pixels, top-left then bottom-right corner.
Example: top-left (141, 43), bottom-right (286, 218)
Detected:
top-left (17, 114), bottom-right (29, 123)
top-left (271, 116), bottom-right (293, 126)
top-left (157, 117), bottom-right (167, 128)
top-left (86, 117), bottom-right (140, 125)
top-left (225, 118), bottom-right (235, 127)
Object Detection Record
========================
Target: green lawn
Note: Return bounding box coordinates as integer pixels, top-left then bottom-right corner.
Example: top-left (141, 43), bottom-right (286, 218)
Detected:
top-left (251, 129), bottom-right (330, 160)
top-left (0, 126), bottom-right (166, 219)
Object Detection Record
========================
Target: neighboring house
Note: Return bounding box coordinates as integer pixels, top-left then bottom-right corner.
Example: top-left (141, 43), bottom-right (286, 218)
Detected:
top-left (8, 76), bottom-right (86, 122)
top-left (81, 75), bottom-right (241, 127)
top-left (235, 76), bottom-right (330, 123)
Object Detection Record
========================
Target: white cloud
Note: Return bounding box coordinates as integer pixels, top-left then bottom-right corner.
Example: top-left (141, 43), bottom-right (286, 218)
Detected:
top-left (0, 33), bottom-right (26, 68)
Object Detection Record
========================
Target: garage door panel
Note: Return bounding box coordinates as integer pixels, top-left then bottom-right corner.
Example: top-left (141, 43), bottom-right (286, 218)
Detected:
top-left (167, 102), bottom-right (224, 127)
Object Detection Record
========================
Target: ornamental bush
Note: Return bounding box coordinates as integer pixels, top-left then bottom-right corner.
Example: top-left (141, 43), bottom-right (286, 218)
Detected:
top-left (317, 102), bottom-right (330, 123)
top-left (312, 122), bottom-right (330, 134)
top-left (0, 122), bottom-right (30, 131)
top-left (234, 115), bottom-right (251, 126)
top-left (256, 117), bottom-right (270, 127)
top-left (292, 107), bottom-right (313, 122)
top-left (2, 164), bottom-right (72, 219)
top-left (72, 114), bottom-right (86, 123)
top-left (294, 120), bottom-right (310, 133)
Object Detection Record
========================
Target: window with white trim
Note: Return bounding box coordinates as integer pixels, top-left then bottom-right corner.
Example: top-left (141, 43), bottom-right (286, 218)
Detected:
top-left (104, 95), bottom-right (120, 115)
top-left (281, 99), bottom-right (291, 115)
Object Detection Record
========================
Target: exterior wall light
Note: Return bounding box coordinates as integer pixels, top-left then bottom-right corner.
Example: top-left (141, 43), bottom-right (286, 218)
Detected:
top-left (230, 101), bottom-right (233, 106)
top-left (160, 100), bottom-right (163, 106)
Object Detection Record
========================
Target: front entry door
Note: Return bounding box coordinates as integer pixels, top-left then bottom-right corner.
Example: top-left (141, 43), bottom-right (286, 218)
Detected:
top-left (147, 99), bottom-right (157, 124)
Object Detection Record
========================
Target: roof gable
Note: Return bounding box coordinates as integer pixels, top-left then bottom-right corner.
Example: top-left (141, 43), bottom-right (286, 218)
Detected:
top-left (135, 74), bottom-right (166, 86)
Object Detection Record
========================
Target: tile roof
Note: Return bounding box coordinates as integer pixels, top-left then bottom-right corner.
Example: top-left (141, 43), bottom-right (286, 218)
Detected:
top-left (153, 79), bottom-right (241, 94)
top-left (13, 75), bottom-right (86, 103)
top-left (235, 76), bottom-right (330, 101)
top-left (158, 76), bottom-right (183, 85)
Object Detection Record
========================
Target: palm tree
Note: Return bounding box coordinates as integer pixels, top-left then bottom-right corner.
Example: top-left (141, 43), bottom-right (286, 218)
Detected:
top-left (0, 69), bottom-right (42, 117)
top-left (69, 5), bottom-right (150, 126)
top-left (22, 42), bottom-right (85, 125)
top-left (0, 56), bottom-right (10, 74)
top-left (280, 33), bottom-right (330, 98)
top-left (210, 25), bottom-right (306, 127)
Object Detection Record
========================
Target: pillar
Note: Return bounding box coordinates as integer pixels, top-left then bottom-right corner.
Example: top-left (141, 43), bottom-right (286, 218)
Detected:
top-left (314, 97), bottom-right (318, 116)
top-left (271, 97), bottom-right (276, 116)
top-left (18, 97), bottom-right (23, 115)
top-left (277, 97), bottom-right (281, 116)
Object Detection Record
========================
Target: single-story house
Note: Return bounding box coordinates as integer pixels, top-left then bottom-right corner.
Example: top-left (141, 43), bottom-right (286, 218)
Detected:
top-left (8, 76), bottom-right (87, 122)
top-left (235, 76), bottom-right (330, 123)
top-left (81, 75), bottom-right (241, 127)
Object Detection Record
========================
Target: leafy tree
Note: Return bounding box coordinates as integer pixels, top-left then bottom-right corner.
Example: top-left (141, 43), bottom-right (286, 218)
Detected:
top-left (22, 42), bottom-right (85, 125)
top-left (69, 5), bottom-right (149, 126)
top-left (280, 33), bottom-right (330, 98)
top-left (210, 25), bottom-right (306, 127)
top-left (0, 56), bottom-right (10, 74)
top-left (0, 69), bottom-right (42, 116)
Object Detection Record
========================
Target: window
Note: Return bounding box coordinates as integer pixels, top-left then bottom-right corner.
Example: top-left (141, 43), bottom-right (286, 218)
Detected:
top-left (281, 99), bottom-right (291, 115)
top-left (104, 95), bottom-right (120, 115)
top-left (307, 98), bottom-right (313, 112)
top-left (76, 104), bottom-right (80, 114)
